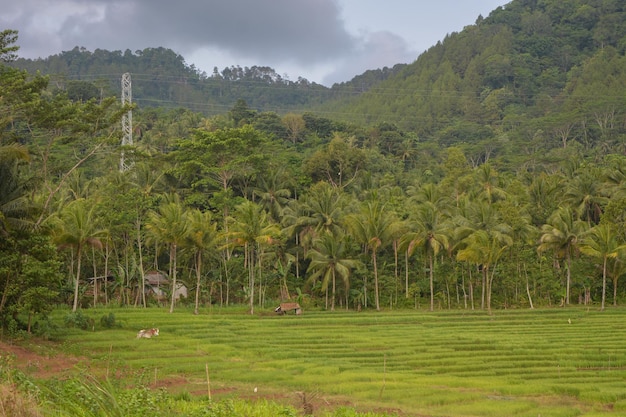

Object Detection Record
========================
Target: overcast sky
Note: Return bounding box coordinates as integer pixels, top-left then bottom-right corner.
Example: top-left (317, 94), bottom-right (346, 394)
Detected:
top-left (2, 0), bottom-right (508, 86)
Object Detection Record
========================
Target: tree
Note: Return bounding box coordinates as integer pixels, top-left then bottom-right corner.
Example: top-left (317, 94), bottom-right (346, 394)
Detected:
top-left (253, 168), bottom-right (293, 223)
top-left (0, 148), bottom-right (35, 235)
top-left (0, 232), bottom-right (62, 332)
top-left (146, 197), bottom-right (190, 313)
top-left (52, 199), bottom-right (106, 312)
top-left (186, 209), bottom-right (219, 315)
top-left (347, 200), bottom-right (400, 311)
top-left (298, 182), bottom-right (347, 238)
top-left (453, 195), bottom-right (513, 312)
top-left (457, 229), bottom-right (513, 314)
top-left (282, 113), bottom-right (306, 145)
top-left (0, 29), bottom-right (19, 62)
top-left (228, 200), bottom-right (280, 314)
top-left (401, 202), bottom-right (451, 311)
top-left (306, 233), bottom-right (360, 311)
top-left (563, 168), bottom-right (608, 226)
top-left (538, 207), bottom-right (588, 305)
top-left (304, 134), bottom-right (365, 188)
top-left (579, 224), bottom-right (625, 311)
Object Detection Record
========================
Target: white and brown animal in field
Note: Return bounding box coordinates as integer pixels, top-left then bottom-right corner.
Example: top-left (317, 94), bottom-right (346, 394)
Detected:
top-left (137, 328), bottom-right (159, 338)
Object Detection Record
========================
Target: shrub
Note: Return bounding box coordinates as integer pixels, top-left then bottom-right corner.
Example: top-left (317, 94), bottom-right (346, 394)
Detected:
top-left (99, 312), bottom-right (117, 329)
top-left (64, 310), bottom-right (94, 330)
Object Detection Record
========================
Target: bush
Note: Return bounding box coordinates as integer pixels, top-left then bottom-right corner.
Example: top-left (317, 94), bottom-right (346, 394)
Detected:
top-left (100, 312), bottom-right (117, 329)
top-left (64, 310), bottom-right (94, 330)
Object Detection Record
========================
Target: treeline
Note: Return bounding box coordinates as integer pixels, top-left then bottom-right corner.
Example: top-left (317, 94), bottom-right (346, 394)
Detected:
top-left (10, 45), bottom-right (405, 117)
top-left (11, 46), bottom-right (333, 115)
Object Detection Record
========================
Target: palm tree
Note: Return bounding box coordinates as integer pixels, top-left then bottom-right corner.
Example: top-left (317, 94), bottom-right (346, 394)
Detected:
top-left (299, 182), bottom-right (346, 238)
top-left (253, 168), bottom-right (293, 223)
top-left (306, 233), bottom-right (360, 310)
top-left (0, 144), bottom-right (34, 234)
top-left (228, 200), bottom-right (280, 314)
top-left (538, 207), bottom-right (588, 305)
top-left (563, 169), bottom-right (608, 225)
top-left (146, 197), bottom-right (190, 313)
top-left (579, 224), bottom-right (626, 311)
top-left (475, 163), bottom-right (506, 204)
top-left (347, 200), bottom-right (400, 311)
top-left (52, 199), bottom-right (106, 312)
top-left (457, 229), bottom-right (513, 315)
top-left (452, 198), bottom-right (512, 309)
top-left (401, 202), bottom-right (451, 311)
top-left (186, 209), bottom-right (219, 315)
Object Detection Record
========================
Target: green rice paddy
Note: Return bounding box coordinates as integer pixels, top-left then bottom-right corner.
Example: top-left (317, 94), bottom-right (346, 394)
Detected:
top-left (50, 307), bottom-right (626, 416)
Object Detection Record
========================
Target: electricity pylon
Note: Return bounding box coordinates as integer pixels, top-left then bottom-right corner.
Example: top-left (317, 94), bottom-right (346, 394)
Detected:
top-left (120, 72), bottom-right (133, 171)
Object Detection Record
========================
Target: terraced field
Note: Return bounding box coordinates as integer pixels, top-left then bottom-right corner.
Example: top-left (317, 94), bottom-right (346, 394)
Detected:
top-left (54, 307), bottom-right (626, 416)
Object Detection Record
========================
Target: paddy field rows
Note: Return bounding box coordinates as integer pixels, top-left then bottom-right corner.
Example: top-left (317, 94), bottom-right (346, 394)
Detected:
top-left (51, 307), bottom-right (626, 416)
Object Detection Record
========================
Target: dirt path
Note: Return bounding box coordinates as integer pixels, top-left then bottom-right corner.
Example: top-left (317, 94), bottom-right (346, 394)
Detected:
top-left (0, 340), bottom-right (86, 379)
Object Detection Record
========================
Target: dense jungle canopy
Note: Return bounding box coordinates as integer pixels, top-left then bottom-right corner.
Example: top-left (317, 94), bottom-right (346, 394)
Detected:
top-left (2, 0), bottom-right (626, 335)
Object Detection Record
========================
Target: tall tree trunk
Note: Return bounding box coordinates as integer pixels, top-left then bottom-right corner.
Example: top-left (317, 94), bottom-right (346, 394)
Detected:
top-left (429, 254), bottom-right (434, 312)
top-left (405, 249), bottom-right (409, 298)
top-left (73, 245), bottom-right (83, 312)
top-left (169, 244), bottom-right (177, 313)
top-left (373, 250), bottom-right (380, 311)
top-left (194, 252), bottom-right (202, 315)
top-left (249, 244), bottom-right (255, 315)
top-left (601, 256), bottom-right (607, 311)
top-left (137, 218), bottom-right (146, 308)
top-left (331, 268), bottom-right (336, 311)
top-left (481, 266), bottom-right (486, 310)
top-left (565, 252), bottom-right (571, 305)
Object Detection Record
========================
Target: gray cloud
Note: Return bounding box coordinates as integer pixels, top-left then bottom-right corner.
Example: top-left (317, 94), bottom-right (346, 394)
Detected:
top-left (322, 30), bottom-right (415, 85)
top-left (6, 0), bottom-right (357, 65)
top-left (1, 0), bottom-right (506, 84)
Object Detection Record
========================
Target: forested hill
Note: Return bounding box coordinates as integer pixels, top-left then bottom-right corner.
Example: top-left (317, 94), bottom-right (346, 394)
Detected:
top-left (323, 0), bottom-right (626, 157)
top-left (10, 47), bottom-right (324, 114)
top-left (10, 45), bottom-right (404, 116)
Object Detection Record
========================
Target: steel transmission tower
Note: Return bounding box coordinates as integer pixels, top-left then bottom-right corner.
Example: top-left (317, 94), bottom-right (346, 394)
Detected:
top-left (120, 72), bottom-right (133, 171)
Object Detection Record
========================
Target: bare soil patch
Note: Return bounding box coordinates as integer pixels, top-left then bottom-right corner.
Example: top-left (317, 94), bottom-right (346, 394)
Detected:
top-left (0, 340), bottom-right (86, 379)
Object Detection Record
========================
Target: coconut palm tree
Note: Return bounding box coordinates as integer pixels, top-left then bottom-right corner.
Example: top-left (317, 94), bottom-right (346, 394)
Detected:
top-left (563, 169), bottom-right (609, 226)
top-left (146, 197), bottom-right (190, 313)
top-left (457, 229), bottom-right (513, 315)
top-left (452, 198), bottom-right (511, 309)
top-left (347, 200), bottom-right (400, 311)
top-left (253, 168), bottom-right (293, 223)
top-left (307, 233), bottom-right (360, 310)
top-left (52, 199), bottom-right (106, 312)
top-left (401, 202), bottom-right (451, 311)
top-left (228, 200), bottom-right (280, 314)
top-left (299, 182), bottom-right (346, 238)
top-left (538, 207), bottom-right (588, 305)
top-left (186, 209), bottom-right (219, 315)
top-left (579, 224), bottom-right (626, 311)
top-left (0, 144), bottom-right (34, 234)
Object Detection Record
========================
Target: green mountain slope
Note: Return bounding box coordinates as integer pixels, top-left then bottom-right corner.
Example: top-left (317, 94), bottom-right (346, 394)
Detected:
top-left (321, 0), bottom-right (626, 158)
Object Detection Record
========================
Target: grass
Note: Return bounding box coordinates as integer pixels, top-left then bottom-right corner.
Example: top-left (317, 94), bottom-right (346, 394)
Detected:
top-left (37, 306), bottom-right (626, 416)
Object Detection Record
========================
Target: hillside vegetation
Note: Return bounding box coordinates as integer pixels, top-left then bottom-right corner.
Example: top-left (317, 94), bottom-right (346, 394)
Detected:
top-left (2, 0), bottom-right (626, 333)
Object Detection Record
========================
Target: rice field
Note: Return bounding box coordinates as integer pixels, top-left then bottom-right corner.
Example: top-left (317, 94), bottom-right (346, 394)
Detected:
top-left (50, 307), bottom-right (626, 416)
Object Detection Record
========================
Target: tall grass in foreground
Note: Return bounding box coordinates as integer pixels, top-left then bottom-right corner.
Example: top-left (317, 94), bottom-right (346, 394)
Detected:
top-left (35, 307), bottom-right (626, 416)
top-left (1, 376), bottom-right (397, 417)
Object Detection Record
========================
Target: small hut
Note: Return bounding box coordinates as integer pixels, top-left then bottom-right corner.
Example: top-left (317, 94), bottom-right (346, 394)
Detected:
top-left (144, 271), bottom-right (187, 301)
